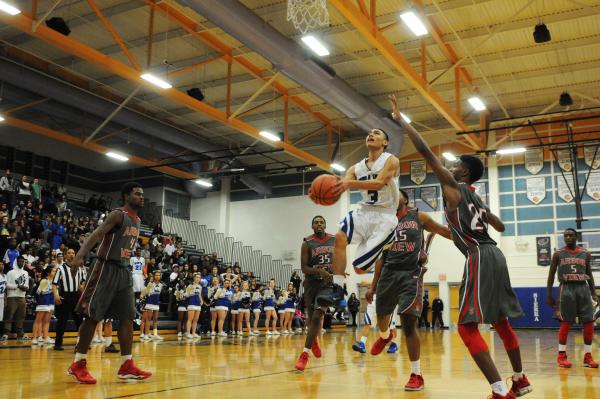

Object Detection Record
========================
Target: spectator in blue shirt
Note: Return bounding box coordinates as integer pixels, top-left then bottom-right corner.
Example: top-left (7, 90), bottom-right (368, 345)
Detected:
top-left (3, 238), bottom-right (19, 270)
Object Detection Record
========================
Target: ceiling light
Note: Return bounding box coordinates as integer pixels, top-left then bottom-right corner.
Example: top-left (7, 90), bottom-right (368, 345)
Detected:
top-left (400, 11), bottom-right (428, 37)
top-left (0, 1), bottom-right (20, 15)
top-left (496, 147), bottom-right (527, 155)
top-left (141, 73), bottom-right (172, 89)
top-left (194, 179), bottom-right (213, 188)
top-left (301, 35), bottom-right (330, 57)
top-left (400, 112), bottom-right (411, 124)
top-left (559, 92), bottom-right (573, 106)
top-left (259, 130), bottom-right (281, 142)
top-left (0, 115), bottom-right (5, 122)
top-left (331, 163), bottom-right (346, 172)
top-left (442, 152), bottom-right (457, 161)
top-left (533, 23), bottom-right (551, 43)
top-left (468, 96), bottom-right (486, 111)
top-left (106, 152), bottom-right (129, 162)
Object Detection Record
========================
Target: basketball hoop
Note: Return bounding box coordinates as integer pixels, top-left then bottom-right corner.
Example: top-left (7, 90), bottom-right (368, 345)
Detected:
top-left (287, 0), bottom-right (329, 34)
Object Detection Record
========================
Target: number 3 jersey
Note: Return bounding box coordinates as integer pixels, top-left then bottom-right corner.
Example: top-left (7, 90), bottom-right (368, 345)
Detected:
top-left (444, 183), bottom-right (496, 256)
top-left (304, 233), bottom-right (335, 281)
top-left (354, 152), bottom-right (399, 212)
top-left (382, 208), bottom-right (424, 270)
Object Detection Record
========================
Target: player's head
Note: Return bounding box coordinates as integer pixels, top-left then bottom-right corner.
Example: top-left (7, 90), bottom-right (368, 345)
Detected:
top-left (311, 215), bottom-right (326, 234)
top-left (451, 155), bottom-right (484, 184)
top-left (135, 248), bottom-right (141, 256)
top-left (563, 228), bottom-right (578, 246)
top-left (398, 189), bottom-right (410, 210)
top-left (121, 182), bottom-right (144, 209)
top-left (366, 128), bottom-right (389, 150)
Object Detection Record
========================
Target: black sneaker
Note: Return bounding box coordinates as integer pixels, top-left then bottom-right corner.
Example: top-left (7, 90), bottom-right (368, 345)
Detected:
top-left (104, 344), bottom-right (119, 353)
top-left (53, 346), bottom-right (64, 351)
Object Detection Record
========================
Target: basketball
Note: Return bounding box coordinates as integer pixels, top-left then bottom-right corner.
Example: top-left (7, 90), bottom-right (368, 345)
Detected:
top-left (309, 174), bottom-right (341, 206)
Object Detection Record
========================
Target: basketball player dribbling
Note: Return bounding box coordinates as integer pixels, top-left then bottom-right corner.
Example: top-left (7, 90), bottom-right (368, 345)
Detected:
top-left (390, 95), bottom-right (532, 398)
top-left (295, 216), bottom-right (335, 371)
top-left (68, 182), bottom-right (151, 384)
top-left (547, 228), bottom-right (598, 368)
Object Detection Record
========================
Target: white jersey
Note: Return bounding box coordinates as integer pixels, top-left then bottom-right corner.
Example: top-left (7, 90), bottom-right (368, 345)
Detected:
top-left (354, 152), bottom-right (399, 212)
top-left (130, 256), bottom-right (145, 275)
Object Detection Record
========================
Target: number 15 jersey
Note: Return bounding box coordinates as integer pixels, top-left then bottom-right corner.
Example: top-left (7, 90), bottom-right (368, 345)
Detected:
top-left (354, 152), bottom-right (399, 213)
top-left (444, 183), bottom-right (496, 256)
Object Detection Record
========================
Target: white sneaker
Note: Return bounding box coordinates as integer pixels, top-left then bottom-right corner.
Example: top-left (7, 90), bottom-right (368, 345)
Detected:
top-left (283, 330), bottom-right (289, 335)
top-left (177, 332), bottom-right (183, 338)
top-left (219, 332), bottom-right (227, 337)
top-left (210, 331), bottom-right (216, 336)
top-left (93, 336), bottom-right (102, 343)
top-left (273, 330), bottom-right (280, 335)
top-left (31, 337), bottom-right (39, 345)
top-left (266, 331), bottom-right (272, 336)
top-left (153, 334), bottom-right (164, 341)
top-left (321, 329), bottom-right (326, 334)
top-left (45, 337), bottom-right (55, 344)
top-left (0, 334), bottom-right (8, 341)
top-left (186, 333), bottom-right (194, 340)
top-left (192, 333), bottom-right (200, 339)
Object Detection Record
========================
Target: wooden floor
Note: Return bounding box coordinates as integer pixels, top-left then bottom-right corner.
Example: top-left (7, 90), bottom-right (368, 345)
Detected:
top-left (0, 329), bottom-right (597, 399)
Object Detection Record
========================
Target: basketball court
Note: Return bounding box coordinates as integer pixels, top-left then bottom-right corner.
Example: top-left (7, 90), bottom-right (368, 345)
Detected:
top-left (0, 0), bottom-right (599, 398)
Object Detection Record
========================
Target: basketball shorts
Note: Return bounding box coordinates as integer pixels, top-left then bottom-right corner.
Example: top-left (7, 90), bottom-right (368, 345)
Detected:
top-left (132, 274), bottom-right (145, 293)
top-left (76, 259), bottom-right (136, 322)
top-left (376, 266), bottom-right (424, 318)
top-left (364, 300), bottom-right (396, 328)
top-left (458, 244), bottom-right (523, 325)
top-left (557, 283), bottom-right (594, 324)
top-left (304, 279), bottom-right (342, 321)
top-left (339, 207), bottom-right (397, 273)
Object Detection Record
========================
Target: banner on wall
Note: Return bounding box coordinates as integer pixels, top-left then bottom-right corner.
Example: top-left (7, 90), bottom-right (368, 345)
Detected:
top-left (557, 174), bottom-right (575, 202)
top-left (586, 170), bottom-right (600, 201)
top-left (524, 148), bottom-right (544, 175)
top-left (556, 149), bottom-right (573, 172)
top-left (472, 182), bottom-right (487, 204)
top-left (405, 188), bottom-right (416, 207)
top-left (584, 145), bottom-right (600, 170)
top-left (526, 177), bottom-right (546, 204)
top-left (410, 160), bottom-right (426, 185)
top-left (536, 236), bottom-right (552, 266)
top-left (420, 186), bottom-right (438, 210)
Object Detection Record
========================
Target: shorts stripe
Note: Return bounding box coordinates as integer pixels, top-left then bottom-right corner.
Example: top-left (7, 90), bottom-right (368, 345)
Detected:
top-left (364, 312), bottom-right (371, 325)
top-left (399, 268), bottom-right (424, 315)
top-left (458, 254), bottom-right (473, 323)
top-left (348, 211), bottom-right (354, 243)
top-left (352, 229), bottom-right (395, 268)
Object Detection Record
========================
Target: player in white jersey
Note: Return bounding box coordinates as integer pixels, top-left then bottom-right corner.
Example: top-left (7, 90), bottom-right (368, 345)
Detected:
top-left (334, 129), bottom-right (401, 280)
top-left (130, 248), bottom-right (146, 297)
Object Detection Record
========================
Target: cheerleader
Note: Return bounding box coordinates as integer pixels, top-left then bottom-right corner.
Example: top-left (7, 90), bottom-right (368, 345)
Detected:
top-left (230, 284), bottom-right (240, 335)
top-left (276, 290), bottom-right (287, 332)
top-left (251, 285), bottom-right (263, 335)
top-left (208, 277), bottom-right (220, 336)
top-left (215, 279), bottom-right (233, 337)
top-left (263, 278), bottom-right (279, 335)
top-left (175, 278), bottom-right (188, 338)
top-left (32, 267), bottom-right (56, 345)
top-left (283, 283), bottom-right (296, 334)
top-left (238, 281), bottom-right (252, 336)
top-left (142, 271), bottom-right (164, 340)
top-left (185, 273), bottom-right (203, 339)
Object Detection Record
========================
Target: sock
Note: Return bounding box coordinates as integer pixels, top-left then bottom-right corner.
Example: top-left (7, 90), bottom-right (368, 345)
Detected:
top-left (379, 329), bottom-right (390, 339)
top-left (153, 328), bottom-right (158, 336)
top-left (558, 344), bottom-right (566, 352)
top-left (303, 348), bottom-right (310, 353)
top-left (74, 353), bottom-right (86, 362)
top-left (513, 371), bottom-right (524, 380)
top-left (411, 360), bottom-right (421, 375)
top-left (121, 355), bottom-right (132, 363)
top-left (360, 336), bottom-right (367, 344)
top-left (105, 336), bottom-right (112, 346)
top-left (491, 381), bottom-right (509, 396)
top-left (333, 275), bottom-right (345, 286)
top-left (584, 344), bottom-right (592, 354)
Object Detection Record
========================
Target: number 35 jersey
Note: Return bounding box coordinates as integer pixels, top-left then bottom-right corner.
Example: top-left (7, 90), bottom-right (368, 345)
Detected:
top-left (444, 183), bottom-right (496, 256)
top-left (354, 152), bottom-right (399, 213)
top-left (304, 234), bottom-right (335, 281)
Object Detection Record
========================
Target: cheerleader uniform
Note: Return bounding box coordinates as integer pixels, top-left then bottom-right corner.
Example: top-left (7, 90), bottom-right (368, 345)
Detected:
top-left (35, 279), bottom-right (55, 312)
top-left (238, 291), bottom-right (251, 314)
top-left (214, 288), bottom-right (233, 311)
top-left (277, 294), bottom-right (287, 316)
top-left (186, 284), bottom-right (202, 311)
top-left (263, 289), bottom-right (276, 311)
top-left (251, 291), bottom-right (262, 314)
top-left (208, 286), bottom-right (218, 313)
top-left (230, 292), bottom-right (240, 316)
top-left (285, 292), bottom-right (296, 313)
top-left (145, 282), bottom-right (163, 311)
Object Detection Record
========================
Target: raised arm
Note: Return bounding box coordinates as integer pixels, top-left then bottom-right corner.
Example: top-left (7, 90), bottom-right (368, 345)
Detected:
top-left (484, 207), bottom-right (505, 232)
top-left (72, 210), bottom-right (123, 268)
top-left (418, 212), bottom-right (452, 239)
top-left (546, 252), bottom-right (559, 306)
top-left (338, 157), bottom-right (399, 193)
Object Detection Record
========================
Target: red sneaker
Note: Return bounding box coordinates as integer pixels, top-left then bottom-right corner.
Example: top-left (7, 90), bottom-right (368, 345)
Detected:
top-left (489, 392), bottom-right (516, 399)
top-left (583, 353), bottom-right (599, 368)
top-left (117, 359), bottom-right (152, 380)
top-left (370, 333), bottom-right (392, 356)
top-left (557, 352), bottom-right (572, 368)
top-left (67, 359), bottom-right (97, 384)
top-left (295, 352), bottom-right (309, 371)
top-left (510, 374), bottom-right (533, 397)
top-left (311, 338), bottom-right (322, 358)
top-left (404, 373), bottom-right (424, 391)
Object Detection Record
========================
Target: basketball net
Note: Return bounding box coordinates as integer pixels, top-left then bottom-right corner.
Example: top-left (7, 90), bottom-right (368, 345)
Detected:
top-left (287, 0), bottom-right (329, 34)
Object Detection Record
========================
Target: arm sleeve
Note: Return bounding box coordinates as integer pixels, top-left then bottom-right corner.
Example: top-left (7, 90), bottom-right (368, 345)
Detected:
top-left (52, 267), bottom-right (62, 285)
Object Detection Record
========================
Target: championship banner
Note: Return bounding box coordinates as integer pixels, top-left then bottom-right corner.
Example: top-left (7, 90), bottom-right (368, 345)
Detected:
top-left (536, 236), bottom-right (552, 266)
top-left (420, 186), bottom-right (438, 210)
top-left (525, 148), bottom-right (544, 175)
top-left (557, 174), bottom-right (575, 203)
top-left (584, 145), bottom-right (600, 170)
top-left (586, 170), bottom-right (600, 201)
top-left (526, 177), bottom-right (546, 204)
top-left (556, 149), bottom-right (573, 172)
top-left (472, 182), bottom-right (487, 204)
top-left (405, 188), bottom-right (416, 207)
top-left (410, 160), bottom-right (426, 185)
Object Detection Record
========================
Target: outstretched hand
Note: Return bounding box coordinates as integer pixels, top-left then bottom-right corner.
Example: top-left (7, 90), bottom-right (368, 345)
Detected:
top-left (389, 94), bottom-right (400, 122)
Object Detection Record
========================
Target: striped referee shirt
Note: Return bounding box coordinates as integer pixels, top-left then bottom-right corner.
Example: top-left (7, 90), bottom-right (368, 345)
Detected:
top-left (52, 263), bottom-right (86, 293)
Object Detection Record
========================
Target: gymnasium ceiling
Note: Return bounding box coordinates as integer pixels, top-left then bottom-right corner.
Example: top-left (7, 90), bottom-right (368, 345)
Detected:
top-left (0, 0), bottom-right (599, 179)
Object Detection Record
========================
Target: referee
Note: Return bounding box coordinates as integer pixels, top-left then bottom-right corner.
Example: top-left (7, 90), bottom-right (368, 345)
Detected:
top-left (52, 248), bottom-right (85, 351)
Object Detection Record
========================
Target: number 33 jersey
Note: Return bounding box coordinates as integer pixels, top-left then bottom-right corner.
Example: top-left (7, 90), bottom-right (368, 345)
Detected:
top-left (444, 183), bottom-right (496, 255)
top-left (354, 152), bottom-right (399, 212)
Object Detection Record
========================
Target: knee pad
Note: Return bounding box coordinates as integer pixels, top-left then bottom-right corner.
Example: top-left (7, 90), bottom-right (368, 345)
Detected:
top-left (583, 322), bottom-right (594, 342)
top-left (458, 323), bottom-right (489, 356)
top-left (492, 319), bottom-right (519, 351)
top-left (559, 321), bottom-right (572, 343)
